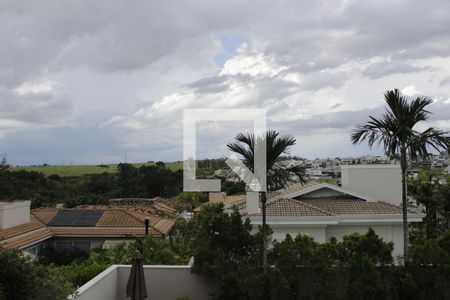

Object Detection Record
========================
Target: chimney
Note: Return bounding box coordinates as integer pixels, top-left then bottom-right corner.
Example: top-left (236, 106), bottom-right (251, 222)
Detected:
top-left (341, 165), bottom-right (402, 205)
top-left (144, 217), bottom-right (150, 236)
top-left (245, 191), bottom-right (260, 214)
top-left (0, 201), bottom-right (31, 229)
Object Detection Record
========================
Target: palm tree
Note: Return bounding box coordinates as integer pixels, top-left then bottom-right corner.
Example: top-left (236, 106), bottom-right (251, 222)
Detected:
top-left (227, 130), bottom-right (307, 269)
top-left (351, 89), bottom-right (449, 262)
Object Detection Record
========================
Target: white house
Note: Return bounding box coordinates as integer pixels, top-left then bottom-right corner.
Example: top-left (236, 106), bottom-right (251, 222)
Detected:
top-left (227, 165), bottom-right (424, 258)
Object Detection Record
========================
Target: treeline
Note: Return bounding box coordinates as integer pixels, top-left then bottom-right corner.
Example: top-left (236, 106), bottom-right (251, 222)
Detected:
top-left (0, 162), bottom-right (183, 208)
top-left (182, 204), bottom-right (450, 299)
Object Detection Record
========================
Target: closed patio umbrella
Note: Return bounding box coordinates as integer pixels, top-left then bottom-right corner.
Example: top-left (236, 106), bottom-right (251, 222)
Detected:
top-left (126, 250), bottom-right (148, 300)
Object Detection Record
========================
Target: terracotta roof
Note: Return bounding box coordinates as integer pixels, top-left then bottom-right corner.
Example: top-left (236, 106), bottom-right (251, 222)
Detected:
top-left (107, 197), bottom-right (183, 214)
top-left (209, 193), bottom-right (225, 204)
top-left (243, 198), bottom-right (333, 217)
top-left (299, 198), bottom-right (404, 215)
top-left (31, 208), bottom-right (59, 224)
top-left (126, 211), bottom-right (174, 235)
top-left (224, 195), bottom-right (246, 205)
top-left (152, 218), bottom-right (176, 234)
top-left (0, 216), bottom-right (45, 240)
top-left (96, 210), bottom-right (143, 227)
top-left (1, 206), bottom-right (176, 250)
top-left (0, 227), bottom-right (53, 249)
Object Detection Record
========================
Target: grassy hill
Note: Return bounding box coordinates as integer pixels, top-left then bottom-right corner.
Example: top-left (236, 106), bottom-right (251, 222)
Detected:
top-left (12, 161), bottom-right (183, 177)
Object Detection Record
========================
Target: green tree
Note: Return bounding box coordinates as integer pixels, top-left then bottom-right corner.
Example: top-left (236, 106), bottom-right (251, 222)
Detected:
top-left (351, 89), bottom-right (449, 262)
top-left (0, 153), bottom-right (8, 170)
top-left (177, 192), bottom-right (207, 211)
top-left (227, 130), bottom-right (307, 269)
top-left (408, 171), bottom-right (441, 238)
top-left (0, 248), bottom-right (74, 300)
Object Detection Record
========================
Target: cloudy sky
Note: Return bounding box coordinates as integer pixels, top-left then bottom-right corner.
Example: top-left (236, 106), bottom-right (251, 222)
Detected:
top-left (2, 0), bottom-right (450, 165)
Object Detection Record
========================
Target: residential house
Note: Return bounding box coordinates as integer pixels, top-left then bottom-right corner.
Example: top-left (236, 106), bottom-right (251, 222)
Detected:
top-left (226, 165), bottom-right (423, 258)
top-left (0, 198), bottom-right (179, 256)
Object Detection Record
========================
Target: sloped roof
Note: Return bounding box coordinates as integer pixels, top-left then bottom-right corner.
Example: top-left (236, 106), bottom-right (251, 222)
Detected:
top-left (247, 198), bottom-right (333, 217)
top-left (267, 180), bottom-right (320, 199)
top-left (0, 215), bottom-right (45, 240)
top-left (0, 227), bottom-right (53, 249)
top-left (228, 182), bottom-right (421, 220)
top-left (0, 206), bottom-right (175, 250)
top-left (299, 198), bottom-right (403, 215)
top-left (272, 182), bottom-right (375, 202)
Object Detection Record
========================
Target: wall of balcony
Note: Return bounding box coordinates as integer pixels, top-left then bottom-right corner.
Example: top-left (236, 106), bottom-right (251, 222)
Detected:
top-left (72, 263), bottom-right (213, 300)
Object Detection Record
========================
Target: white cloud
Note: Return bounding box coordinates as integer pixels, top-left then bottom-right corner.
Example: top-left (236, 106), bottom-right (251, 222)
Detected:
top-left (401, 85), bottom-right (422, 97)
top-left (2, 0), bottom-right (450, 164)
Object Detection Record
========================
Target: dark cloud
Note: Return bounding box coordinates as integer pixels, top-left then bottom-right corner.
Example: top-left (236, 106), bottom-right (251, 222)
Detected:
top-left (440, 76), bottom-right (450, 87)
top-left (2, 0), bottom-right (450, 164)
top-left (362, 61), bottom-right (431, 79)
top-left (0, 87), bottom-right (73, 125)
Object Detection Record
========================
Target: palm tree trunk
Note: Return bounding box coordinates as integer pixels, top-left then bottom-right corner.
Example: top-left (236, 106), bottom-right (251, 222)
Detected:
top-left (400, 149), bottom-right (409, 264)
top-left (261, 191), bottom-right (267, 271)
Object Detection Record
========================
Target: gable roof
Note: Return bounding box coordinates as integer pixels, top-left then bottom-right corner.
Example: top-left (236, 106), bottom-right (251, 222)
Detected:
top-left (271, 182), bottom-right (375, 202)
top-left (227, 182), bottom-right (423, 221)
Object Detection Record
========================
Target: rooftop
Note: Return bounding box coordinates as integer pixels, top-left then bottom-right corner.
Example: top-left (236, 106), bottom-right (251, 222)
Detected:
top-left (0, 203), bottom-right (177, 249)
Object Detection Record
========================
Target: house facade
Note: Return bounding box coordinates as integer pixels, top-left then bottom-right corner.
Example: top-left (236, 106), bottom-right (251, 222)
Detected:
top-left (226, 165), bottom-right (424, 258)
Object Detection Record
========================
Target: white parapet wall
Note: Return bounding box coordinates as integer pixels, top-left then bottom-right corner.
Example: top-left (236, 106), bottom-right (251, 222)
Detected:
top-left (341, 165), bottom-right (402, 206)
top-left (72, 263), bottom-right (213, 300)
top-left (0, 200), bottom-right (31, 229)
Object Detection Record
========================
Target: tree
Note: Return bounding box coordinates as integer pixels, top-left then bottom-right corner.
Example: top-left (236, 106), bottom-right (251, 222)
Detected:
top-left (351, 89), bottom-right (449, 262)
top-left (408, 171), bottom-right (442, 238)
top-left (0, 153), bottom-right (8, 170)
top-left (0, 248), bottom-right (74, 300)
top-left (227, 130), bottom-right (307, 270)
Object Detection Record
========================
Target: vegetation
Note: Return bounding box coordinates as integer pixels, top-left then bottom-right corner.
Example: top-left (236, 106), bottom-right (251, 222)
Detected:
top-left (227, 130), bottom-right (307, 269)
top-left (189, 204), bottom-right (450, 300)
top-left (0, 248), bottom-right (74, 300)
top-left (0, 162), bottom-right (183, 208)
top-left (409, 171), bottom-right (450, 238)
top-left (11, 161), bottom-right (183, 177)
top-left (352, 89), bottom-right (449, 261)
top-left (4, 202), bottom-right (450, 299)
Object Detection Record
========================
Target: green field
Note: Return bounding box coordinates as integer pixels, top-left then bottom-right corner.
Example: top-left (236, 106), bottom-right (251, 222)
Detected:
top-left (12, 161), bottom-right (183, 177)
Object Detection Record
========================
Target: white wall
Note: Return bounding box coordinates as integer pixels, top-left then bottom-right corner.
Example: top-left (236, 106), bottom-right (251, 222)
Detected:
top-left (0, 201), bottom-right (31, 229)
top-left (116, 266), bottom-right (213, 300)
top-left (341, 165), bottom-right (402, 205)
top-left (270, 226), bottom-right (327, 243)
top-left (75, 264), bottom-right (213, 300)
top-left (72, 265), bottom-right (119, 300)
top-left (270, 224), bottom-right (404, 258)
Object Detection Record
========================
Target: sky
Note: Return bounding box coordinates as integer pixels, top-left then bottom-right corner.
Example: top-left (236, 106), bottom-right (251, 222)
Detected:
top-left (1, 0), bottom-right (450, 165)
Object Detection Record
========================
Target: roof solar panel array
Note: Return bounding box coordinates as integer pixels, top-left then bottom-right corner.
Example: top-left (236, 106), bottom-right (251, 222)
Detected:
top-left (48, 210), bottom-right (103, 227)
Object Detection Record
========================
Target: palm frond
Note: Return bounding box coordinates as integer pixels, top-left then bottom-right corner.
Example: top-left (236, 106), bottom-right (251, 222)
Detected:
top-left (352, 88), bottom-right (449, 160)
top-left (228, 130), bottom-right (304, 191)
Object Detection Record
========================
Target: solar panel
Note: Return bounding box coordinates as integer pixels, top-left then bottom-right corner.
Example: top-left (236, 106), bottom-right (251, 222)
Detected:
top-left (48, 210), bottom-right (103, 227)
